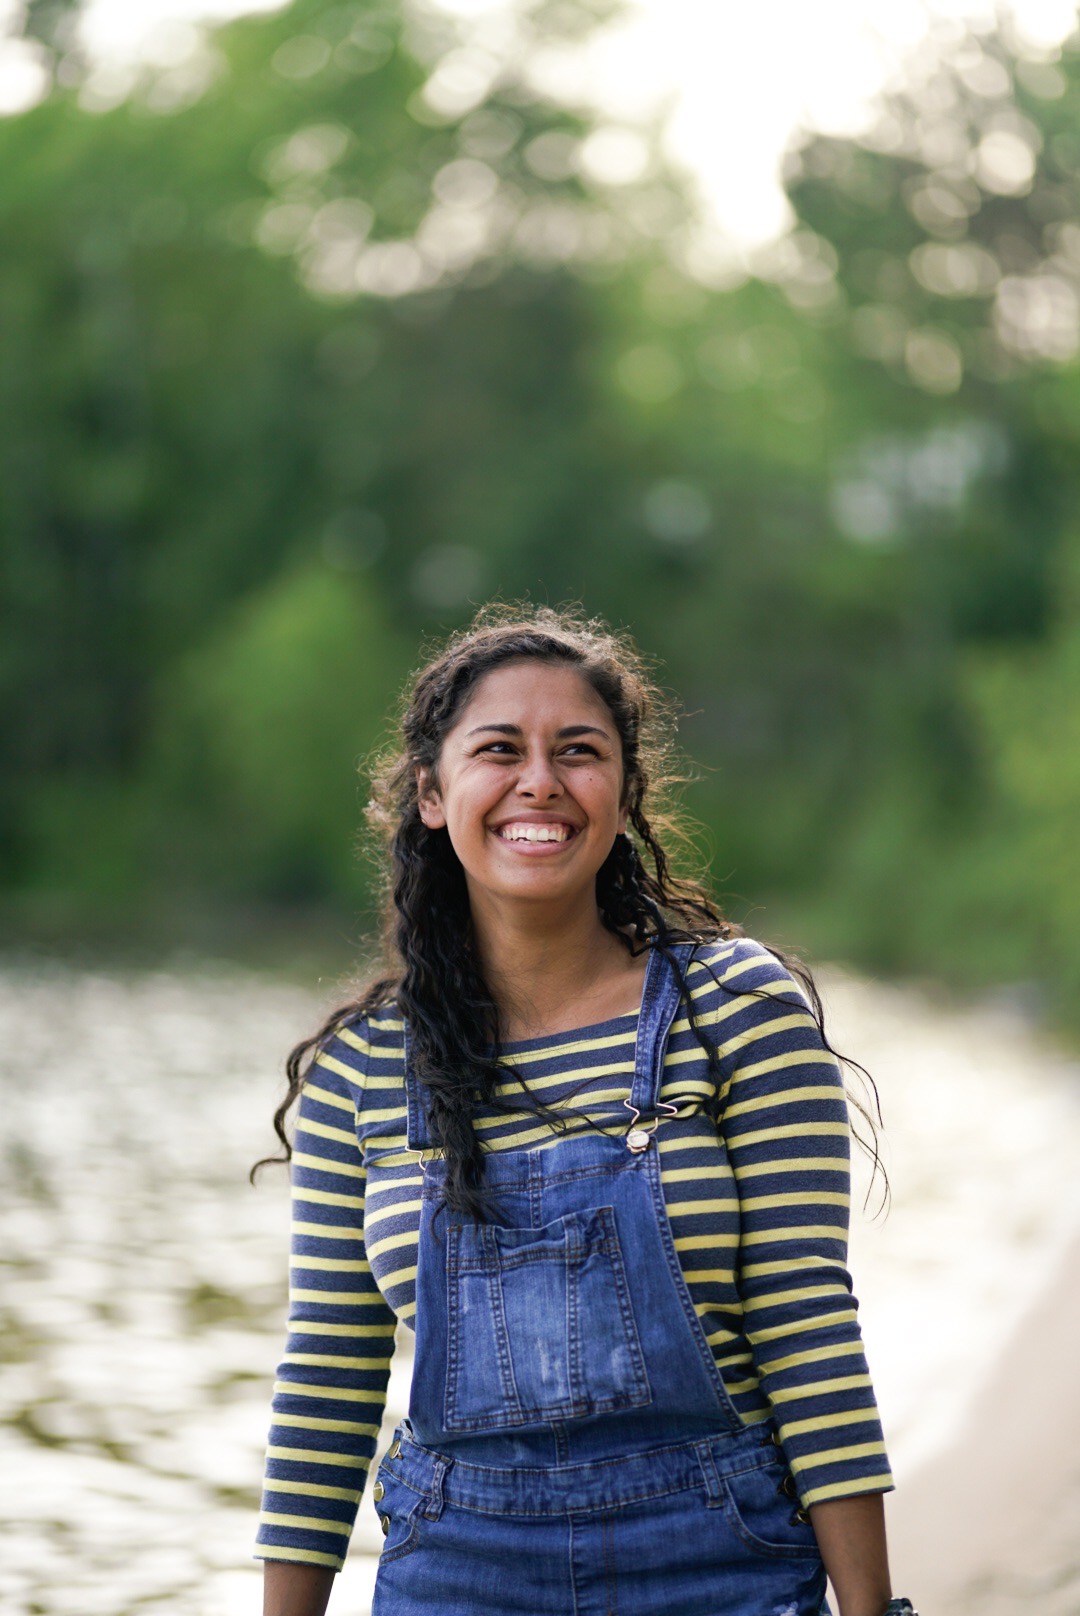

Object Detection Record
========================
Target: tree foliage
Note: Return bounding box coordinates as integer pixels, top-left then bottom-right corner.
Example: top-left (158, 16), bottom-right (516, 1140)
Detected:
top-left (3, 1), bottom-right (1080, 1016)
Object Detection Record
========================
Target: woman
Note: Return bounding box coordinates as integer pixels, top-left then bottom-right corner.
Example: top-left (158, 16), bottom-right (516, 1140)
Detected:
top-left (255, 606), bottom-right (914, 1616)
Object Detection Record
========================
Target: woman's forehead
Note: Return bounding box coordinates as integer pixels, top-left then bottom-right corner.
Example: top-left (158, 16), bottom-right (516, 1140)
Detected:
top-left (454, 660), bottom-right (612, 729)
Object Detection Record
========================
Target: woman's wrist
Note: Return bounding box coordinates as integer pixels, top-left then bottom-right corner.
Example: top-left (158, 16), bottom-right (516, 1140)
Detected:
top-left (262, 1559), bottom-right (335, 1616)
top-left (836, 1599), bottom-right (914, 1616)
top-left (807, 1491), bottom-right (891, 1616)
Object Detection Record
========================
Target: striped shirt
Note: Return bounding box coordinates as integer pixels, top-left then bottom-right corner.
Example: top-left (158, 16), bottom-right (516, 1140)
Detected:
top-left (256, 937), bottom-right (892, 1569)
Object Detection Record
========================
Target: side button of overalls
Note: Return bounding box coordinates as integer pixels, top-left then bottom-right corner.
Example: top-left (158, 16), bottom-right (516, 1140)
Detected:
top-left (379, 1513), bottom-right (390, 1536)
top-left (388, 1438), bottom-right (401, 1459)
top-left (373, 1481), bottom-right (384, 1502)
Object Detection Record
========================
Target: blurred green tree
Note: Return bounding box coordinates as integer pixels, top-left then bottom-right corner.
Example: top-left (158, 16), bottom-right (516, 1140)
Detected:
top-left (770, 21), bottom-right (1080, 1007)
top-left (2, 0), bottom-right (1080, 1018)
top-left (150, 560), bottom-right (410, 903)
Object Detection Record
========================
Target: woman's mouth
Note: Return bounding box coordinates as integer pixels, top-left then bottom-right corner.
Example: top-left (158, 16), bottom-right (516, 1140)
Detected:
top-left (491, 821), bottom-right (578, 848)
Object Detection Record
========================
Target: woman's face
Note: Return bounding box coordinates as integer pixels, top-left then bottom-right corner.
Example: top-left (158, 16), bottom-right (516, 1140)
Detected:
top-left (417, 659), bottom-right (627, 918)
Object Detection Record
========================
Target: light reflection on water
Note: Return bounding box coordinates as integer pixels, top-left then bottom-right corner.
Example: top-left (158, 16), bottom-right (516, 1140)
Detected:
top-left (1, 959), bottom-right (1078, 1614)
top-left (0, 962), bottom-right (407, 1616)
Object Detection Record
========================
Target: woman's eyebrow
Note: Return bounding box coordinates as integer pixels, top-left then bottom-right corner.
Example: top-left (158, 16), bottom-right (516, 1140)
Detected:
top-left (464, 723), bottom-right (612, 740)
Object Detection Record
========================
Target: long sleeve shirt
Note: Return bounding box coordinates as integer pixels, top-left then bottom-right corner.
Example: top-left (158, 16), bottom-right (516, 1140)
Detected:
top-left (256, 936), bottom-right (892, 1569)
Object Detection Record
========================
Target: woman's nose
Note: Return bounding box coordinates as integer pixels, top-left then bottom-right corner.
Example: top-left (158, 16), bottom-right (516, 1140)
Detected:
top-left (515, 749), bottom-right (562, 799)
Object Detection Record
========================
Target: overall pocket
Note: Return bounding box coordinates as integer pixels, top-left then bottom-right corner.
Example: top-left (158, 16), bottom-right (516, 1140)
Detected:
top-left (373, 1467), bottom-right (427, 1565)
top-left (444, 1205), bottom-right (651, 1431)
top-left (719, 1453), bottom-right (823, 1562)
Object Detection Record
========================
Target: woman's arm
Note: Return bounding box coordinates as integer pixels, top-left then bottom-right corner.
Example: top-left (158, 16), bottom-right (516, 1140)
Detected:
top-left (808, 1493), bottom-right (892, 1616)
top-left (255, 1027), bottom-right (397, 1585)
top-left (708, 942), bottom-right (895, 1568)
top-left (263, 1561), bottom-right (336, 1616)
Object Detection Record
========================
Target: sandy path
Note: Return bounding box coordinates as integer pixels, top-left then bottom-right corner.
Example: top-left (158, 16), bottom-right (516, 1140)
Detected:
top-left (885, 1234), bottom-right (1080, 1615)
top-left (817, 968), bottom-right (1080, 1616)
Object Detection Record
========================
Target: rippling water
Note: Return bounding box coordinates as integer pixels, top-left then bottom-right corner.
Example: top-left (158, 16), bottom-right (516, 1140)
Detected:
top-left (2, 958), bottom-right (1078, 1614)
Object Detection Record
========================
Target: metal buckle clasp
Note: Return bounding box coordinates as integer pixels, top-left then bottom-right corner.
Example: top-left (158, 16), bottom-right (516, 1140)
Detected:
top-left (623, 1096), bottom-right (677, 1152)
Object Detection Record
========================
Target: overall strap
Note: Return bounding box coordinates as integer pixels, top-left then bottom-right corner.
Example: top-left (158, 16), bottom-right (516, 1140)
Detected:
top-left (402, 1019), bottom-right (433, 1153)
top-left (627, 941), bottom-right (695, 1116)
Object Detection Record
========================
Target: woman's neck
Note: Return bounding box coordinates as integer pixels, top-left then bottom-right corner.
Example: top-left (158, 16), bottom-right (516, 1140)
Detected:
top-left (471, 898), bottom-right (646, 1042)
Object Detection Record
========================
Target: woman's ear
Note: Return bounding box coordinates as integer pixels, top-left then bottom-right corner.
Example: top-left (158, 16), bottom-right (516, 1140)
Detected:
top-left (416, 766), bottom-right (447, 829)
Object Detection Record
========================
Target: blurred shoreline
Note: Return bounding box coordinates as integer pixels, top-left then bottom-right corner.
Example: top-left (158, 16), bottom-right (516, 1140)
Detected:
top-left (0, 899), bottom-right (374, 986)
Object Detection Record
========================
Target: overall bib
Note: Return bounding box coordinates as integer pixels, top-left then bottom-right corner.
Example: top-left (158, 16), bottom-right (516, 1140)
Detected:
top-left (371, 944), bottom-right (829, 1615)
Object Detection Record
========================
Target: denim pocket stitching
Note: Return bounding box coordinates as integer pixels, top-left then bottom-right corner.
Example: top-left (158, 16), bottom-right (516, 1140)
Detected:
top-left (717, 1468), bottom-right (822, 1562)
top-left (595, 1207), bottom-right (649, 1409)
top-left (376, 1474), bottom-right (428, 1565)
top-left (378, 1513), bottom-right (421, 1565)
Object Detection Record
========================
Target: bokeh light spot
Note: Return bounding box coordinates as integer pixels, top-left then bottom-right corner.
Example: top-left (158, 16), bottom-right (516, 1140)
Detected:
top-left (615, 344), bottom-right (682, 403)
top-left (410, 545), bottom-right (487, 610)
top-left (974, 129), bottom-right (1038, 196)
top-left (642, 480), bottom-right (711, 542)
top-left (271, 35), bottom-right (332, 81)
top-left (905, 327), bottom-right (964, 393)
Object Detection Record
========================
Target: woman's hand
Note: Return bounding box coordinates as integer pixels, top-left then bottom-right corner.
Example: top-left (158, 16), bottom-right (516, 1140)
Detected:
top-left (808, 1492), bottom-right (893, 1616)
top-left (262, 1561), bottom-right (336, 1616)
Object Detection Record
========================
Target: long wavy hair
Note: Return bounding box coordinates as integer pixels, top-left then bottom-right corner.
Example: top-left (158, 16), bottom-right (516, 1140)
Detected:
top-left (255, 603), bottom-right (882, 1219)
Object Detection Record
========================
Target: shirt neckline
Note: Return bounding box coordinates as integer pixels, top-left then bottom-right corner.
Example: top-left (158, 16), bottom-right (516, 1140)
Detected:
top-left (496, 1005), bottom-right (642, 1055)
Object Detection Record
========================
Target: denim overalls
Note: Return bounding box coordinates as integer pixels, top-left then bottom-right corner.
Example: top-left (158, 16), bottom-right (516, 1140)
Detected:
top-left (371, 944), bottom-right (829, 1615)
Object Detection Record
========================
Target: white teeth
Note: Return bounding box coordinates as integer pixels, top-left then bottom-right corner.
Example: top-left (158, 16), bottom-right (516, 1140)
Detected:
top-left (498, 824), bottom-right (571, 843)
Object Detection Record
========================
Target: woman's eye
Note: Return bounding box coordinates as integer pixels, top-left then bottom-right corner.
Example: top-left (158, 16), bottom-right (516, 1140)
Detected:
top-left (476, 741), bottom-right (599, 759)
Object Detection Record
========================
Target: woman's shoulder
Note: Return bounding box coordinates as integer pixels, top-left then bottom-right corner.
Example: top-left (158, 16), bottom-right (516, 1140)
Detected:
top-left (682, 936), bottom-right (833, 1092)
top-left (319, 999), bottom-right (407, 1076)
top-left (686, 934), bottom-right (813, 1011)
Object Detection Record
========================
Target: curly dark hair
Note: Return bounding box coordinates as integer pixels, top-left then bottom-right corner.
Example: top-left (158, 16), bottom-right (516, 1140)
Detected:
top-left (254, 602), bottom-right (882, 1219)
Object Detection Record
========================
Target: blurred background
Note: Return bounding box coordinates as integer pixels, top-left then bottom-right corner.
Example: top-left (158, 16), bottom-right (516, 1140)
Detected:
top-left (2, 0), bottom-right (1080, 1612)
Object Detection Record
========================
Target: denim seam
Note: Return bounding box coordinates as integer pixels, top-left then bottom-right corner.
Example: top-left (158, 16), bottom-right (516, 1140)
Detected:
top-left (566, 1209), bottom-right (583, 1409)
top-left (437, 1477), bottom-right (708, 1517)
top-left (537, 1160), bottom-right (640, 1188)
top-left (568, 1512), bottom-right (582, 1616)
top-left (601, 1511), bottom-right (618, 1615)
top-left (394, 1430), bottom-right (764, 1482)
top-left (450, 1237), bottom-right (624, 1275)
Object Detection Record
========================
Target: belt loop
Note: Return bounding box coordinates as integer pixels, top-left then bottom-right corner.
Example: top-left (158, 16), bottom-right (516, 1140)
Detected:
top-left (694, 1439), bottom-right (724, 1510)
top-left (423, 1455), bottom-right (451, 1520)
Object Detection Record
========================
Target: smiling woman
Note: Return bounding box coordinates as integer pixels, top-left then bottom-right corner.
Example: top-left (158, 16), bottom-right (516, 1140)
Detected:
top-left (253, 604), bottom-right (907, 1616)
